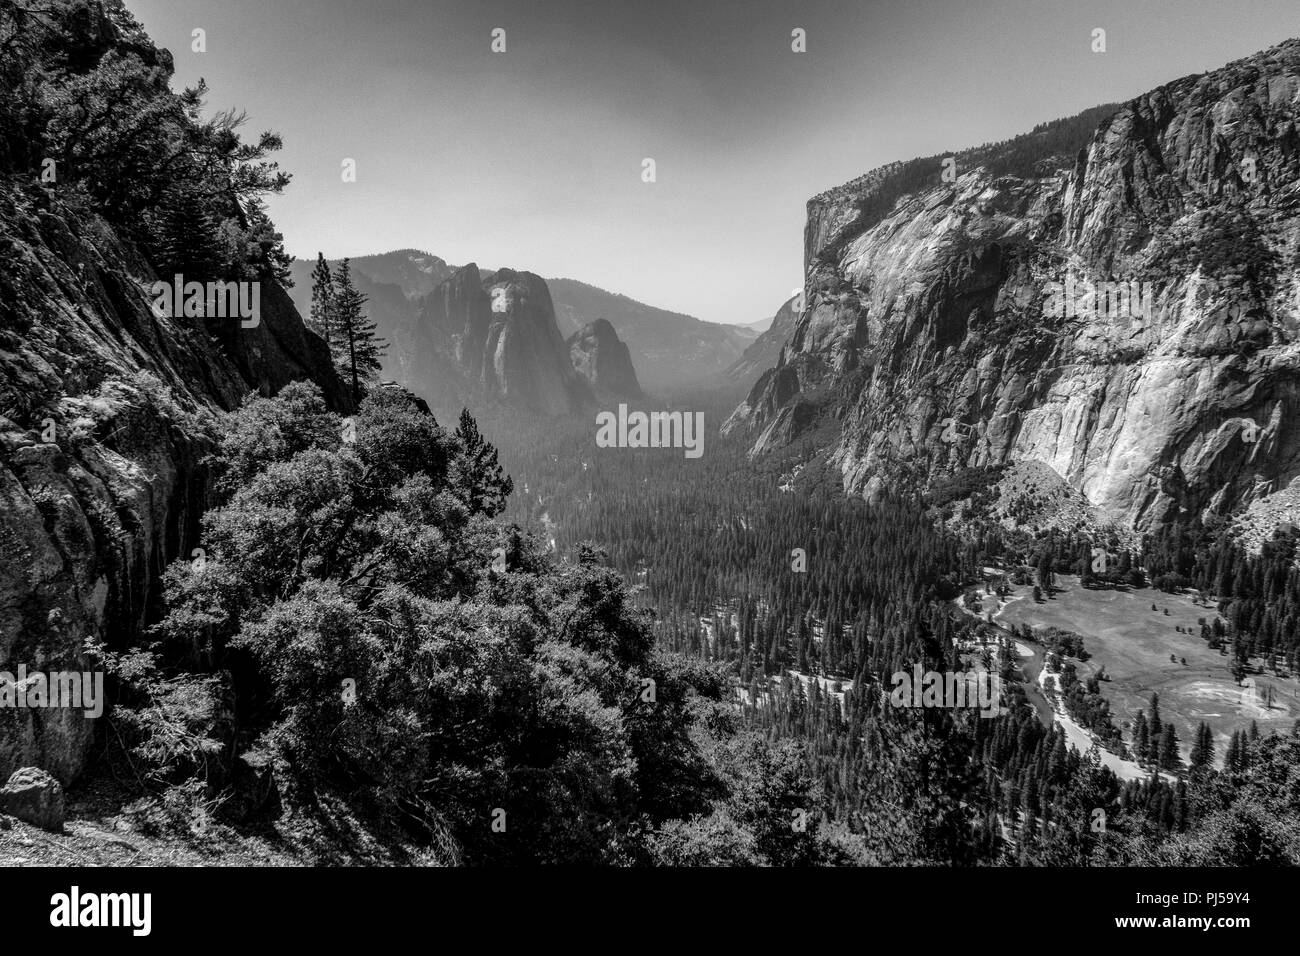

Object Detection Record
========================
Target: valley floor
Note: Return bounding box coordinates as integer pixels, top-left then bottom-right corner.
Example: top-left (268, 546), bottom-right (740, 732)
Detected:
top-left (993, 574), bottom-right (1300, 766)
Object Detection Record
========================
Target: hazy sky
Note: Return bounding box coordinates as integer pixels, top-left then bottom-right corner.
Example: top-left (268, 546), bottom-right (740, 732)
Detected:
top-left (125, 0), bottom-right (1298, 325)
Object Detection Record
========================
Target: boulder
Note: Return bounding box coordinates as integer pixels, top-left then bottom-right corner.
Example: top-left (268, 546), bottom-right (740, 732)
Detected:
top-left (0, 767), bottom-right (65, 832)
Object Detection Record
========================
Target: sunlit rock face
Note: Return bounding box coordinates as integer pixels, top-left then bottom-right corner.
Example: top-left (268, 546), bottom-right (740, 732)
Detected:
top-left (728, 39), bottom-right (1300, 530)
top-left (568, 319), bottom-right (643, 401)
top-left (412, 265), bottom-right (593, 416)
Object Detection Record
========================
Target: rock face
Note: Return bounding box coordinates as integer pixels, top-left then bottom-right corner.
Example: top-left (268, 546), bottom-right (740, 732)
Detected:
top-left (727, 295), bottom-right (800, 389)
top-left (568, 319), bottom-right (643, 400)
top-left (546, 278), bottom-right (751, 391)
top-left (0, 4), bottom-right (350, 785)
top-left (402, 264), bottom-right (594, 417)
top-left (291, 258), bottom-right (754, 395)
top-left (0, 767), bottom-right (65, 832)
top-left (727, 40), bottom-right (1300, 530)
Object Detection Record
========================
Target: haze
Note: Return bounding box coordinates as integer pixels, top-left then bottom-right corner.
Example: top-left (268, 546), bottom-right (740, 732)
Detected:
top-left (125, 0), bottom-right (1299, 324)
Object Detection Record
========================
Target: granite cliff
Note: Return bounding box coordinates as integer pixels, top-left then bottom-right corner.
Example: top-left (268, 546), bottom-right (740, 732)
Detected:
top-left (400, 263), bottom-right (594, 418)
top-left (568, 318), bottom-right (643, 400)
top-left (727, 40), bottom-right (1300, 530)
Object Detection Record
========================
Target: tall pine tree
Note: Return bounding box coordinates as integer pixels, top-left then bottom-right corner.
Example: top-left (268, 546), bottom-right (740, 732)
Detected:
top-left (1158, 722), bottom-right (1181, 772)
top-left (308, 252), bottom-right (334, 348)
top-left (157, 183), bottom-right (220, 280)
top-left (452, 408), bottom-right (514, 517)
top-left (1147, 693), bottom-right (1162, 764)
top-left (1189, 721), bottom-right (1215, 770)
top-left (332, 257), bottom-right (386, 402)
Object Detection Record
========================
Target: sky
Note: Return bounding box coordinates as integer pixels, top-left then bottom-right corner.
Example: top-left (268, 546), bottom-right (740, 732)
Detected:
top-left (124, 0), bottom-right (1299, 325)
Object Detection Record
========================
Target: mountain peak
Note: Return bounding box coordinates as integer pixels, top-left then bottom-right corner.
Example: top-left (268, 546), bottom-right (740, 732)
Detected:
top-left (568, 319), bottom-right (643, 400)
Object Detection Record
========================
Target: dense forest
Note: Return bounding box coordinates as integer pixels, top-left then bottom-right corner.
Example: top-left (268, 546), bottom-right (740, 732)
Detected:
top-left (489, 405), bottom-right (1300, 864)
top-left (1145, 518), bottom-right (1300, 672)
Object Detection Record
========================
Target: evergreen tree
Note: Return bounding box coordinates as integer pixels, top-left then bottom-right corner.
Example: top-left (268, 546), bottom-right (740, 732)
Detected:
top-left (156, 183), bottom-right (220, 280)
top-left (1036, 551), bottom-right (1054, 592)
top-left (1224, 730), bottom-right (1241, 772)
top-left (332, 257), bottom-right (387, 402)
top-left (452, 408), bottom-right (514, 517)
top-left (1159, 722), bottom-right (1180, 772)
top-left (308, 252), bottom-right (334, 348)
top-left (1147, 694), bottom-right (1162, 763)
top-left (1189, 721), bottom-right (1214, 770)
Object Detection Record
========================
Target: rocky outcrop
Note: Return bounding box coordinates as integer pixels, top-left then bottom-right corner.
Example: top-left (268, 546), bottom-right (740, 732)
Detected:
top-left (0, 4), bottom-right (350, 785)
top-left (291, 255), bottom-right (754, 395)
top-left (568, 319), bottom-right (643, 400)
top-left (479, 268), bottom-right (594, 414)
top-left (403, 264), bottom-right (593, 417)
top-left (547, 278), bottom-right (751, 391)
top-left (0, 184), bottom-right (348, 784)
top-left (728, 39), bottom-right (1300, 530)
top-left (0, 766), bottom-right (64, 832)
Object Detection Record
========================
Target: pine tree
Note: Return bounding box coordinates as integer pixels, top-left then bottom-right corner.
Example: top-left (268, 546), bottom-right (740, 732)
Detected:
top-left (332, 258), bottom-right (387, 402)
top-left (1224, 730), bottom-right (1241, 772)
top-left (1133, 711), bottom-right (1149, 765)
top-left (1189, 721), bottom-right (1214, 770)
top-left (1147, 694), bottom-right (1162, 763)
top-left (157, 184), bottom-right (220, 280)
top-left (1036, 551), bottom-right (1054, 592)
top-left (1079, 543), bottom-right (1093, 588)
top-left (1158, 722), bottom-right (1180, 772)
top-left (308, 252), bottom-right (334, 348)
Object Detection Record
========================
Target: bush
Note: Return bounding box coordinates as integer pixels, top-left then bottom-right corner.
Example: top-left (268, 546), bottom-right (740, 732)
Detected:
top-left (135, 382), bottom-right (729, 862)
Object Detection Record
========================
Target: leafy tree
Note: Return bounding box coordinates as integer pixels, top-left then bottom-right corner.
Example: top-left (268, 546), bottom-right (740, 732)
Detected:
top-left (138, 383), bottom-right (735, 862)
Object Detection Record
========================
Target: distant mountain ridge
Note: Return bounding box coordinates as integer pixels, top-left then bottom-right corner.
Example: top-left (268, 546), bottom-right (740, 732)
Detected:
top-left (345, 249), bottom-right (453, 299)
top-left (544, 277), bottom-right (752, 390)
top-left (727, 295), bottom-right (800, 389)
top-left (288, 251), bottom-right (753, 392)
